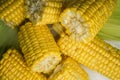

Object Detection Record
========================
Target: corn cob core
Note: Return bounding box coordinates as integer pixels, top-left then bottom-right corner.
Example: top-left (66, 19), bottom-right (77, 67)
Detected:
top-left (0, 0), bottom-right (25, 28)
top-left (57, 34), bottom-right (120, 80)
top-left (25, 0), bottom-right (63, 25)
top-left (0, 49), bottom-right (47, 80)
top-left (60, 0), bottom-right (116, 43)
top-left (18, 22), bottom-right (61, 74)
top-left (49, 58), bottom-right (89, 80)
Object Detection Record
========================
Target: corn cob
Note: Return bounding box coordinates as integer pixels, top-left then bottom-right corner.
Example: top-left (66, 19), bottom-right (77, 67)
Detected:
top-left (51, 23), bottom-right (120, 79)
top-left (25, 0), bottom-right (63, 25)
top-left (57, 33), bottom-right (120, 80)
top-left (0, 0), bottom-right (25, 28)
top-left (0, 49), bottom-right (47, 80)
top-left (53, 23), bottom-right (120, 63)
top-left (60, 0), bottom-right (116, 43)
top-left (51, 23), bottom-right (120, 60)
top-left (18, 22), bottom-right (61, 74)
top-left (49, 57), bottom-right (89, 80)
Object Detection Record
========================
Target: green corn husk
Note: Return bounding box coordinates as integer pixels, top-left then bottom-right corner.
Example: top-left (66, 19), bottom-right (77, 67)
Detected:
top-left (97, 0), bottom-right (120, 41)
top-left (0, 20), bottom-right (19, 59)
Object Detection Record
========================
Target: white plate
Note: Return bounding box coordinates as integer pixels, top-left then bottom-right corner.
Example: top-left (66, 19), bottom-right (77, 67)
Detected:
top-left (80, 40), bottom-right (120, 80)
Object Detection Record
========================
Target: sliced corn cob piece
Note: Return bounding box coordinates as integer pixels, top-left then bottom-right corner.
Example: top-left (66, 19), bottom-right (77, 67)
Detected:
top-left (18, 22), bottom-right (61, 74)
top-left (60, 0), bottom-right (116, 43)
top-left (49, 57), bottom-right (89, 80)
top-left (0, 0), bottom-right (25, 28)
top-left (57, 33), bottom-right (120, 80)
top-left (0, 49), bottom-right (47, 80)
top-left (25, 0), bottom-right (63, 25)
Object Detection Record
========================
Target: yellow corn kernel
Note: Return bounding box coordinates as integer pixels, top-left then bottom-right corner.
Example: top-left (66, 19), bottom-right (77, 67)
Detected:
top-left (49, 57), bottom-right (89, 80)
top-left (0, 0), bottom-right (25, 28)
top-left (0, 49), bottom-right (47, 80)
top-left (57, 34), bottom-right (120, 80)
top-left (25, 0), bottom-right (63, 25)
top-left (18, 22), bottom-right (61, 74)
top-left (60, 0), bottom-right (116, 43)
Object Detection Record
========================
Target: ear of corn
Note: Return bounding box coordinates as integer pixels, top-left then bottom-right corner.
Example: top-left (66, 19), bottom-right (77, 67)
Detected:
top-left (52, 23), bottom-right (120, 63)
top-left (25, 0), bottom-right (63, 25)
top-left (0, 49), bottom-right (47, 80)
top-left (53, 23), bottom-right (120, 79)
top-left (0, 0), bottom-right (25, 28)
top-left (49, 57), bottom-right (89, 80)
top-left (52, 23), bottom-right (120, 59)
top-left (18, 22), bottom-right (61, 74)
top-left (57, 33), bottom-right (120, 80)
top-left (60, 0), bottom-right (116, 43)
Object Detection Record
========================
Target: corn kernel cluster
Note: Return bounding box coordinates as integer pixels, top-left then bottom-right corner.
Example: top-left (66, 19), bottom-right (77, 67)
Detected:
top-left (0, 0), bottom-right (120, 80)
top-left (0, 0), bottom-right (25, 28)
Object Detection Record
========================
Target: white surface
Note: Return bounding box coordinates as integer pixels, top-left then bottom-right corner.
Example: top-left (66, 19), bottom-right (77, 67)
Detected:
top-left (80, 40), bottom-right (120, 80)
top-left (105, 40), bottom-right (120, 49)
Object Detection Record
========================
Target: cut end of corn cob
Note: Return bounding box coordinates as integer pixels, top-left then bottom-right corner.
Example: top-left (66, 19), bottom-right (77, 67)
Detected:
top-left (25, 0), bottom-right (63, 25)
top-left (18, 22), bottom-right (62, 74)
top-left (32, 52), bottom-right (62, 74)
top-left (60, 0), bottom-right (116, 43)
top-left (49, 57), bottom-right (89, 80)
top-left (60, 8), bottom-right (90, 42)
top-left (25, 0), bottom-right (45, 23)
